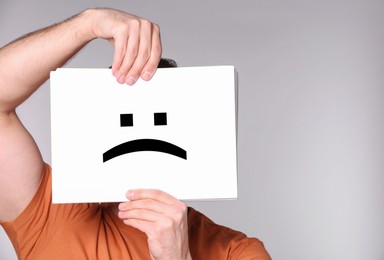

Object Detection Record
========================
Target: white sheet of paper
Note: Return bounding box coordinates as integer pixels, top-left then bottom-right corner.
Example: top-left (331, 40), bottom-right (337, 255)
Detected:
top-left (50, 66), bottom-right (238, 203)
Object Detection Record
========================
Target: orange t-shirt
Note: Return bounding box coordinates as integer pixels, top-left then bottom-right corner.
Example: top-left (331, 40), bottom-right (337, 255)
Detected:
top-left (1, 164), bottom-right (271, 259)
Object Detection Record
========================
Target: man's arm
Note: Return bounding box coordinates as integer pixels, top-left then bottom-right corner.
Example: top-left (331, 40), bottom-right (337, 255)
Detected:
top-left (0, 8), bottom-right (162, 222)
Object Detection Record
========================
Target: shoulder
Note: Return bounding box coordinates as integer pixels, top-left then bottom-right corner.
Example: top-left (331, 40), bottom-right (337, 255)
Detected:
top-left (1, 163), bottom-right (102, 258)
top-left (187, 207), bottom-right (271, 260)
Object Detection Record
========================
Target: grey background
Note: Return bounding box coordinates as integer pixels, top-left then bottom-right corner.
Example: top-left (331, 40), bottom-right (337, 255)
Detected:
top-left (1, 0), bottom-right (384, 259)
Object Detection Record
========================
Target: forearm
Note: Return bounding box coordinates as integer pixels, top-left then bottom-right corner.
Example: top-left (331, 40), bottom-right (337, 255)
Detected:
top-left (0, 9), bottom-right (95, 113)
top-left (0, 7), bottom-right (161, 113)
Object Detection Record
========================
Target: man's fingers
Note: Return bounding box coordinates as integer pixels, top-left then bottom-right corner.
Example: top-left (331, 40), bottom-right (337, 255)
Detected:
top-left (111, 34), bottom-right (126, 78)
top-left (115, 25), bottom-right (139, 84)
top-left (119, 207), bottom-right (182, 242)
top-left (118, 190), bottom-right (187, 223)
top-left (111, 18), bottom-right (161, 85)
top-left (126, 189), bottom-right (181, 205)
top-left (124, 20), bottom-right (158, 85)
top-left (119, 207), bottom-right (161, 222)
top-left (141, 23), bottom-right (162, 81)
top-left (119, 198), bottom-right (167, 214)
top-left (122, 218), bottom-right (153, 234)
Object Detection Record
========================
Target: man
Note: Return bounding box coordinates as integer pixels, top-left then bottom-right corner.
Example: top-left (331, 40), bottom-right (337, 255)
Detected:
top-left (0, 8), bottom-right (271, 259)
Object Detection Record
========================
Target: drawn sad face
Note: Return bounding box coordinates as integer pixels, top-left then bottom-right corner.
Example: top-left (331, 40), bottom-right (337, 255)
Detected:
top-left (103, 112), bottom-right (187, 162)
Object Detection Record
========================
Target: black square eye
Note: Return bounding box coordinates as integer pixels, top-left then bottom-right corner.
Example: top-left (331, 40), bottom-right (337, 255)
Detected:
top-left (120, 114), bottom-right (133, 127)
top-left (154, 112), bottom-right (167, 126)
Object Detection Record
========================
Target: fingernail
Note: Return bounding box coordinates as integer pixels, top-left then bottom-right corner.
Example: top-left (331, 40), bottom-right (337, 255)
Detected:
top-left (126, 190), bottom-right (134, 199)
top-left (118, 75), bottom-right (126, 84)
top-left (142, 71), bottom-right (153, 81)
top-left (125, 76), bottom-right (136, 86)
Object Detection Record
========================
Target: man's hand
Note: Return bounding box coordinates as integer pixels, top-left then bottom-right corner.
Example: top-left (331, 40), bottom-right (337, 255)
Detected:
top-left (118, 189), bottom-right (192, 260)
top-left (85, 8), bottom-right (162, 85)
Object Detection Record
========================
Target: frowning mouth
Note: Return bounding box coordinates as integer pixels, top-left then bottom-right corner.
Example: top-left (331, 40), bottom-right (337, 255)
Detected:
top-left (103, 138), bottom-right (187, 162)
